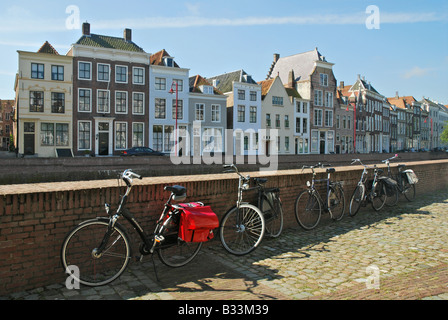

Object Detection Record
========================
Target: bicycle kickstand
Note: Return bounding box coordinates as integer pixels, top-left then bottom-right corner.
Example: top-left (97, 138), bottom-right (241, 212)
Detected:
top-left (151, 254), bottom-right (160, 282)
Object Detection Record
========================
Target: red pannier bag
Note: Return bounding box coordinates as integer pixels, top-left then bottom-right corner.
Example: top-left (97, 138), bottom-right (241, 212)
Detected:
top-left (176, 203), bottom-right (219, 243)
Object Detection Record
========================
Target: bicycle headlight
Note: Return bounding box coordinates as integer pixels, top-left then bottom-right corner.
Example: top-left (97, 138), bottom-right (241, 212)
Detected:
top-left (306, 181), bottom-right (311, 187)
top-left (242, 183), bottom-right (249, 190)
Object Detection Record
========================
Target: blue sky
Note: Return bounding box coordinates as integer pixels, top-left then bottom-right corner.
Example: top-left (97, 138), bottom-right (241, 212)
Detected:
top-left (1, 0), bottom-right (447, 104)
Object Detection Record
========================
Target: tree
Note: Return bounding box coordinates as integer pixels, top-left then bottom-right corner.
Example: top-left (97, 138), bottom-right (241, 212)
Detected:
top-left (441, 121), bottom-right (448, 144)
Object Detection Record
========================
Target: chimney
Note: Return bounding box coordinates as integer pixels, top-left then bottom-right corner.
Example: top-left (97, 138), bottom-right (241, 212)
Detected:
top-left (287, 69), bottom-right (295, 88)
top-left (339, 81), bottom-right (345, 89)
top-left (396, 91), bottom-right (399, 99)
top-left (124, 28), bottom-right (132, 42)
top-left (82, 22), bottom-right (90, 36)
top-left (273, 53), bottom-right (280, 63)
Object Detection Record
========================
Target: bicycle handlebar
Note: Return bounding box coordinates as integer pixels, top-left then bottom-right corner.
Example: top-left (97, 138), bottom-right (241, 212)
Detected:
top-left (381, 154), bottom-right (399, 163)
top-left (121, 169), bottom-right (142, 185)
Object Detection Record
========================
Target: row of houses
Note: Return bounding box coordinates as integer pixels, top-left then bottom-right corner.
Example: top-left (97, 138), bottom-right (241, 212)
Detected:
top-left (10, 23), bottom-right (448, 158)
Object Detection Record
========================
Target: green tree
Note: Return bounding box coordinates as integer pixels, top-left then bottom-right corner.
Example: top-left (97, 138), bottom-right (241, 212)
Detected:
top-left (441, 121), bottom-right (448, 144)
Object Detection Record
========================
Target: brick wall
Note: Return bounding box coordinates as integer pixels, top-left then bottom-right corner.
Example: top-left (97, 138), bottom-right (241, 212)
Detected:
top-left (1, 159), bottom-right (447, 295)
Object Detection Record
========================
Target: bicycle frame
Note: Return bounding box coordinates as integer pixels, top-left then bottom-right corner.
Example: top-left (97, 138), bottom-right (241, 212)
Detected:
top-left (351, 159), bottom-right (381, 201)
top-left (302, 164), bottom-right (332, 211)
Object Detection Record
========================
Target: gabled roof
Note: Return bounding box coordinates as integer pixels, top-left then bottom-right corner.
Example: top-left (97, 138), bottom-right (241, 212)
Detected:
top-left (37, 41), bottom-right (59, 55)
top-left (75, 34), bottom-right (145, 52)
top-left (189, 75), bottom-right (223, 95)
top-left (150, 49), bottom-right (180, 67)
top-left (257, 77), bottom-right (302, 100)
top-left (387, 97), bottom-right (407, 110)
top-left (268, 48), bottom-right (328, 82)
top-left (206, 70), bottom-right (258, 93)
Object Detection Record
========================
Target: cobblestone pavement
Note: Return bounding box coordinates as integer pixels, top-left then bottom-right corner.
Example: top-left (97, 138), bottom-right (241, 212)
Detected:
top-left (2, 187), bottom-right (448, 300)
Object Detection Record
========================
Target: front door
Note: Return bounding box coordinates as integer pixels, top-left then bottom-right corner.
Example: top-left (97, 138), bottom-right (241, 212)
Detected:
top-left (98, 132), bottom-right (109, 155)
top-left (23, 122), bottom-right (35, 155)
top-left (320, 132), bottom-right (326, 154)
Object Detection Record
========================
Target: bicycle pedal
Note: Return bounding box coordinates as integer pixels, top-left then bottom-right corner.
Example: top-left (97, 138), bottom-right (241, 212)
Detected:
top-left (155, 235), bottom-right (165, 243)
top-left (135, 255), bottom-right (144, 262)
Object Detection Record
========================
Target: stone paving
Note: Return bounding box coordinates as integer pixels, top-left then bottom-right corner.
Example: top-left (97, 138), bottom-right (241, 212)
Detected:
top-left (1, 187), bottom-right (447, 300)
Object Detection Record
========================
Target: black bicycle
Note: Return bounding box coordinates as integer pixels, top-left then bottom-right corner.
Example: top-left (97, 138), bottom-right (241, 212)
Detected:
top-left (294, 163), bottom-right (345, 230)
top-left (61, 169), bottom-right (211, 287)
top-left (349, 159), bottom-right (388, 216)
top-left (382, 154), bottom-right (416, 206)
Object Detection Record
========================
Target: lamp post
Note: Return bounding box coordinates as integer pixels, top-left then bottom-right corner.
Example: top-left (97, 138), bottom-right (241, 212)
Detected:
top-left (169, 81), bottom-right (178, 155)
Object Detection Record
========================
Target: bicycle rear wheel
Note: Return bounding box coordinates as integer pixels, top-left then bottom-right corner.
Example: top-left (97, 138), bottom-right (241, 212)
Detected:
top-left (329, 184), bottom-right (345, 221)
top-left (261, 193), bottom-right (284, 238)
top-left (371, 181), bottom-right (387, 211)
top-left (219, 204), bottom-right (265, 255)
top-left (349, 184), bottom-right (365, 217)
top-left (294, 190), bottom-right (322, 230)
top-left (61, 219), bottom-right (131, 287)
top-left (402, 180), bottom-right (416, 202)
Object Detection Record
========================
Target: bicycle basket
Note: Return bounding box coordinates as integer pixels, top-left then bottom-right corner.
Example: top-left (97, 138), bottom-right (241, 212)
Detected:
top-left (177, 203), bottom-right (219, 243)
top-left (403, 169), bottom-right (419, 184)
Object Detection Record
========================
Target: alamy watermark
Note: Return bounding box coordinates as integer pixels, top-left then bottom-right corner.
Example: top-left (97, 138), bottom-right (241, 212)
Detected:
top-left (66, 5), bottom-right (81, 30)
top-left (366, 5), bottom-right (380, 30)
top-left (65, 265), bottom-right (80, 290)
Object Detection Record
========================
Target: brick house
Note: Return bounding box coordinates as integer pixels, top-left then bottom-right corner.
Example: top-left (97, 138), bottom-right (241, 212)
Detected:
top-left (67, 23), bottom-right (151, 156)
top-left (0, 100), bottom-right (14, 151)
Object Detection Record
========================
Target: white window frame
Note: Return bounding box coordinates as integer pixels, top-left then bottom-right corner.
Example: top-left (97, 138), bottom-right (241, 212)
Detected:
top-left (78, 88), bottom-right (92, 113)
top-left (97, 63), bottom-right (110, 82)
top-left (211, 104), bottom-right (221, 122)
top-left (78, 61), bottom-right (92, 80)
top-left (78, 120), bottom-right (92, 151)
top-left (195, 103), bottom-right (205, 121)
top-left (132, 92), bottom-right (145, 115)
top-left (115, 91), bottom-right (128, 114)
top-left (320, 73), bottom-right (328, 86)
top-left (115, 122), bottom-right (128, 150)
top-left (314, 108), bottom-right (323, 127)
top-left (132, 67), bottom-right (145, 85)
top-left (97, 90), bottom-right (110, 113)
top-left (314, 90), bottom-right (323, 106)
top-left (115, 65), bottom-right (128, 84)
top-left (132, 122), bottom-right (145, 147)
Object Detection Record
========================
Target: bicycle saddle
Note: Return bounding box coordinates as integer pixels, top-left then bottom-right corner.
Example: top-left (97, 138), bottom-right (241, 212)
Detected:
top-left (164, 185), bottom-right (187, 196)
top-left (397, 164), bottom-right (406, 169)
top-left (326, 168), bottom-right (336, 174)
top-left (254, 178), bottom-right (268, 184)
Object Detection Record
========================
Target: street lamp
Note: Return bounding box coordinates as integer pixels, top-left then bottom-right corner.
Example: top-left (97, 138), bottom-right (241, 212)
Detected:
top-left (169, 80), bottom-right (178, 155)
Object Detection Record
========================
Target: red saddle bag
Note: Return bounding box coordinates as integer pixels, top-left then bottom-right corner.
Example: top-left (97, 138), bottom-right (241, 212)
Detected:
top-left (176, 203), bottom-right (219, 243)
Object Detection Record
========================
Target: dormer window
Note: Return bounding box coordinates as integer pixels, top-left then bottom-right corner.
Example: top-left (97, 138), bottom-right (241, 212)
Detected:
top-left (201, 85), bottom-right (213, 95)
top-left (164, 57), bottom-right (174, 67)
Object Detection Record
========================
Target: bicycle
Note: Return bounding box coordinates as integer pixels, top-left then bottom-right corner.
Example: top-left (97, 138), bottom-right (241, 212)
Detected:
top-left (61, 169), bottom-right (215, 287)
top-left (219, 164), bottom-right (266, 255)
top-left (253, 177), bottom-right (284, 238)
top-left (294, 163), bottom-right (345, 230)
top-left (382, 154), bottom-right (416, 206)
top-left (349, 159), bottom-right (388, 216)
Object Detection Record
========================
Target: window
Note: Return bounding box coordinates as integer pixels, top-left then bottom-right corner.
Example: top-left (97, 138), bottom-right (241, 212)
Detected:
top-left (303, 118), bottom-right (308, 133)
top-left (132, 123), bottom-right (144, 147)
top-left (237, 105), bottom-right (245, 122)
top-left (155, 98), bottom-right (166, 119)
top-left (285, 115), bottom-right (290, 128)
top-left (172, 99), bottom-right (183, 120)
top-left (320, 73), bottom-right (328, 86)
top-left (78, 62), bottom-right (91, 80)
top-left (115, 91), bottom-right (128, 114)
top-left (250, 91), bottom-right (257, 101)
top-left (31, 63), bottom-right (44, 79)
top-left (41, 123), bottom-right (54, 146)
top-left (325, 110), bottom-right (333, 127)
top-left (115, 66), bottom-right (128, 83)
top-left (275, 114), bottom-right (281, 128)
top-left (56, 124), bottom-right (69, 146)
top-left (97, 64), bottom-right (110, 82)
top-left (266, 114), bottom-right (271, 127)
top-left (164, 57), bottom-right (173, 67)
top-left (314, 109), bottom-right (323, 126)
top-left (296, 117), bottom-right (301, 133)
top-left (115, 122), bottom-right (127, 150)
top-left (238, 90), bottom-right (245, 100)
top-left (314, 90), bottom-right (323, 106)
top-left (133, 67), bottom-right (145, 85)
top-left (201, 85), bottom-right (213, 94)
top-left (153, 125), bottom-right (163, 151)
top-left (78, 89), bottom-right (91, 112)
top-left (132, 93), bottom-right (144, 114)
top-left (51, 65), bottom-right (64, 81)
top-left (173, 79), bottom-right (183, 92)
top-left (155, 77), bottom-right (166, 90)
top-left (97, 90), bottom-right (110, 113)
top-left (285, 137), bottom-right (290, 152)
top-left (164, 126), bottom-right (174, 152)
top-left (302, 102), bottom-right (308, 114)
top-left (195, 103), bottom-right (204, 121)
top-left (78, 121), bottom-right (91, 150)
top-left (212, 105), bottom-right (221, 122)
top-left (325, 92), bottom-right (334, 108)
top-left (272, 96), bottom-right (283, 106)
top-left (51, 93), bottom-right (65, 113)
top-left (30, 91), bottom-right (44, 112)
top-left (250, 106), bottom-right (257, 123)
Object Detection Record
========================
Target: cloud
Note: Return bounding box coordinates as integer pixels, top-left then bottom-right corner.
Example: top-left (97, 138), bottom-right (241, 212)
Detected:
top-left (402, 66), bottom-right (432, 79)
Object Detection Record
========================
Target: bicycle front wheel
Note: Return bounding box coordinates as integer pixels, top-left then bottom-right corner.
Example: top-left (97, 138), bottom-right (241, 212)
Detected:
top-left (294, 190), bottom-right (322, 230)
top-left (219, 204), bottom-right (265, 255)
top-left (402, 181), bottom-right (416, 202)
top-left (261, 194), bottom-right (284, 238)
top-left (329, 184), bottom-right (345, 221)
top-left (61, 219), bottom-right (131, 287)
top-left (371, 181), bottom-right (387, 211)
top-left (349, 184), bottom-right (365, 217)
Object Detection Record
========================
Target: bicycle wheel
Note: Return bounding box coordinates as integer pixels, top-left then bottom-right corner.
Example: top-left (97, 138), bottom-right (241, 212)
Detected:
top-left (329, 184), bottom-right (345, 221)
top-left (220, 204), bottom-right (265, 255)
top-left (294, 190), bottom-right (322, 230)
top-left (349, 184), bottom-right (365, 217)
top-left (156, 216), bottom-right (202, 268)
top-left (371, 181), bottom-right (387, 211)
top-left (261, 193), bottom-right (283, 238)
top-left (61, 219), bottom-right (131, 287)
top-left (403, 181), bottom-right (416, 201)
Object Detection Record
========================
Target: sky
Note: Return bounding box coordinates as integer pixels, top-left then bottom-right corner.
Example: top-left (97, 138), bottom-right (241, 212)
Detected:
top-left (1, 0), bottom-right (447, 105)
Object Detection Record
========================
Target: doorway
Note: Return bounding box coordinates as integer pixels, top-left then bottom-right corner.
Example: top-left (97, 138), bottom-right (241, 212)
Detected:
top-left (320, 132), bottom-right (326, 154)
top-left (98, 132), bottom-right (109, 155)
